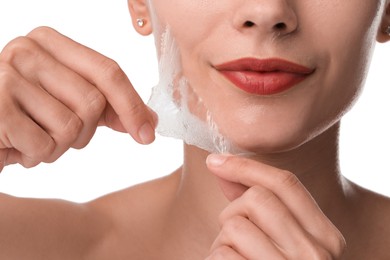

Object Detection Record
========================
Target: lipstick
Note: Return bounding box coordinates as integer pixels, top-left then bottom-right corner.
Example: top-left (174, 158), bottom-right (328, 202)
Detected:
top-left (215, 58), bottom-right (314, 95)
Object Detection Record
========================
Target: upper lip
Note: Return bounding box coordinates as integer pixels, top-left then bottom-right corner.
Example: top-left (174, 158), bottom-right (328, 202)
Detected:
top-left (214, 57), bottom-right (314, 74)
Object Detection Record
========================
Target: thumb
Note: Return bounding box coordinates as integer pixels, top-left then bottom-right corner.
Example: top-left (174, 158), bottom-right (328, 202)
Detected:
top-left (99, 104), bottom-right (158, 144)
top-left (207, 153), bottom-right (248, 201)
top-left (99, 104), bottom-right (159, 134)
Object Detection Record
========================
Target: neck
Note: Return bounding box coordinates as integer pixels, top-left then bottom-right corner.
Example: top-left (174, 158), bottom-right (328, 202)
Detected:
top-left (165, 123), bottom-right (350, 256)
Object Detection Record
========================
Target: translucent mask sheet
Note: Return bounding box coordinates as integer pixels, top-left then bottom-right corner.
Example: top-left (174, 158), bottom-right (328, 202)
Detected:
top-left (147, 26), bottom-right (243, 154)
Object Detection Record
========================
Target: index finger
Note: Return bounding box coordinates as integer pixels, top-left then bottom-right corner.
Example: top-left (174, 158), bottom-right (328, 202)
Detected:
top-left (27, 27), bottom-right (156, 144)
top-left (206, 154), bottom-right (341, 244)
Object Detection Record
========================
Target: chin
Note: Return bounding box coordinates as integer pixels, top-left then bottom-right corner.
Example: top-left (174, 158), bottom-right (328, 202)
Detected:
top-left (220, 121), bottom-right (324, 155)
top-left (234, 135), bottom-right (307, 155)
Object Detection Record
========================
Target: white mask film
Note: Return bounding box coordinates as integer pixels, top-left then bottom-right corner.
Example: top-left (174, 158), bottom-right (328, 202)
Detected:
top-left (147, 26), bottom-right (247, 154)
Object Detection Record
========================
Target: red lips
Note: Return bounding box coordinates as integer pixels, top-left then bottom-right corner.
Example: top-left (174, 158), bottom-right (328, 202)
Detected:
top-left (215, 58), bottom-right (314, 95)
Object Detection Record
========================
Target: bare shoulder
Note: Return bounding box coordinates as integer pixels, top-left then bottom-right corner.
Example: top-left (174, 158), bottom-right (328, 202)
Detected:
top-left (85, 167), bottom-right (182, 259)
top-left (0, 192), bottom-right (110, 260)
top-left (89, 167), bottom-right (182, 223)
top-left (346, 182), bottom-right (390, 259)
top-left (356, 184), bottom-right (390, 231)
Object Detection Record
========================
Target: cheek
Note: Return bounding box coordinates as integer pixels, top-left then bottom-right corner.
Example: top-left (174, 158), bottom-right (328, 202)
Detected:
top-left (307, 2), bottom-right (381, 127)
top-left (148, 0), bottom-right (382, 153)
top-left (150, 0), bottom-right (221, 41)
top-left (306, 0), bottom-right (380, 78)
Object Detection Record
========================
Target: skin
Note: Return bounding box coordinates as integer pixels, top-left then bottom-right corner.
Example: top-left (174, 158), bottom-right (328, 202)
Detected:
top-left (0, 0), bottom-right (390, 259)
top-left (0, 28), bottom-right (158, 170)
top-left (145, 0), bottom-right (385, 153)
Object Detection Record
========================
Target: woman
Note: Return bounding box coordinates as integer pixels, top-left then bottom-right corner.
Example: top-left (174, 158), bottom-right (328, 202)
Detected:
top-left (0, 0), bottom-right (390, 259)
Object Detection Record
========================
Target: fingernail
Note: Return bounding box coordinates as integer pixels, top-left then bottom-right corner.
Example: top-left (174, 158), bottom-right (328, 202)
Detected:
top-left (206, 154), bottom-right (228, 167)
top-left (138, 122), bottom-right (155, 144)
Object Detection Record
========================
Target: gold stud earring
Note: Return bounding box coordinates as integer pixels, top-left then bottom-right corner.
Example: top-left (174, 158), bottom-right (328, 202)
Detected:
top-left (137, 18), bottom-right (145, 27)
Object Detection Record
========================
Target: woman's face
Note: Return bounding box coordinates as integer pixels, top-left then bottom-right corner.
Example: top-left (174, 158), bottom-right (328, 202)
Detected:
top-left (142, 0), bottom-right (387, 153)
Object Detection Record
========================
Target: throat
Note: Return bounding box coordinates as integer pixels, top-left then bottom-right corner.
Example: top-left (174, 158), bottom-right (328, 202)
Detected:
top-left (162, 123), bottom-right (348, 258)
top-left (159, 148), bottom-right (228, 258)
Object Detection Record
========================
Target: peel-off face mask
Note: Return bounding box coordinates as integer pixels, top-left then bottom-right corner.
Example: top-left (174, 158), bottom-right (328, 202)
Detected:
top-left (148, 26), bottom-right (235, 153)
top-left (146, 1), bottom-right (250, 154)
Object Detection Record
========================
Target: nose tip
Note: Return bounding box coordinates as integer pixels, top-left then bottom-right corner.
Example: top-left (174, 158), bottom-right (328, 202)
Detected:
top-left (234, 1), bottom-right (298, 37)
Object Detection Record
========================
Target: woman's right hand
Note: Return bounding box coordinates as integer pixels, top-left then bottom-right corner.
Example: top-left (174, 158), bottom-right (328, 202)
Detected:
top-left (0, 26), bottom-right (157, 172)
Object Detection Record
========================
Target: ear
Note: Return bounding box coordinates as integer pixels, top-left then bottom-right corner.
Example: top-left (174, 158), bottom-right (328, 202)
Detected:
top-left (127, 0), bottom-right (153, 36)
top-left (377, 2), bottom-right (390, 43)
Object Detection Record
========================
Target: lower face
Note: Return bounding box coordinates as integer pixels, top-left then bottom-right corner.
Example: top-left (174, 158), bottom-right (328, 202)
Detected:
top-left (148, 0), bottom-right (384, 153)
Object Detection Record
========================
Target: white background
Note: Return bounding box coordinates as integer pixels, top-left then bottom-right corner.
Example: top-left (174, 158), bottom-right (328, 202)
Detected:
top-left (0, 0), bottom-right (389, 202)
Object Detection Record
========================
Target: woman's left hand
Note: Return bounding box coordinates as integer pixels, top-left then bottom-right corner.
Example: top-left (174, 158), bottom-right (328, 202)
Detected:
top-left (205, 154), bottom-right (346, 259)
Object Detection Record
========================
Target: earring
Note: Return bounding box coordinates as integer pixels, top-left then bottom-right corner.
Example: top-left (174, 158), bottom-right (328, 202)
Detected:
top-left (137, 18), bottom-right (145, 27)
top-left (386, 26), bottom-right (390, 35)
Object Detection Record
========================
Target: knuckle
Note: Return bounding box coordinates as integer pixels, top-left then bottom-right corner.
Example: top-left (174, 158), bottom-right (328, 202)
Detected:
top-left (0, 36), bottom-right (38, 63)
top-left (221, 216), bottom-right (247, 237)
top-left (97, 58), bottom-right (127, 84)
top-left (27, 26), bottom-right (56, 40)
top-left (244, 185), bottom-right (275, 209)
top-left (33, 137), bottom-right (56, 162)
top-left (277, 170), bottom-right (300, 189)
top-left (57, 113), bottom-right (83, 142)
top-left (0, 63), bottom-right (17, 95)
top-left (83, 89), bottom-right (106, 118)
top-left (126, 98), bottom-right (146, 118)
top-left (21, 157), bottom-right (41, 169)
top-left (329, 231), bottom-right (347, 258)
top-left (37, 137), bottom-right (55, 158)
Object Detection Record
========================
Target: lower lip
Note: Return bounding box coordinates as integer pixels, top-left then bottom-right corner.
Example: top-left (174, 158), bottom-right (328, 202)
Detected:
top-left (220, 70), bottom-right (310, 95)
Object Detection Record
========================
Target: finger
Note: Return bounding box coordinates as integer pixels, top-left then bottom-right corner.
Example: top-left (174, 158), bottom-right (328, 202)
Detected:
top-left (0, 149), bottom-right (7, 172)
top-left (98, 103), bottom-right (127, 133)
top-left (1, 36), bottom-right (105, 149)
top-left (17, 84), bottom-right (82, 163)
top-left (98, 104), bottom-right (158, 133)
top-left (0, 64), bottom-right (78, 165)
top-left (27, 27), bottom-right (157, 144)
top-left (3, 149), bottom-right (41, 169)
top-left (214, 176), bottom-right (248, 201)
top-left (0, 148), bottom-right (29, 170)
top-left (218, 185), bottom-right (316, 256)
top-left (211, 215), bottom-right (284, 259)
top-left (206, 246), bottom-right (246, 260)
top-left (0, 109), bottom-right (53, 168)
top-left (206, 154), bottom-right (345, 255)
top-left (206, 154), bottom-right (319, 219)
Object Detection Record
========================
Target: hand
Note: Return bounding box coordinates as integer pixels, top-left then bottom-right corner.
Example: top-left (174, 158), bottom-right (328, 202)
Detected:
top-left (0, 27), bottom-right (157, 172)
top-left (206, 154), bottom-right (346, 259)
